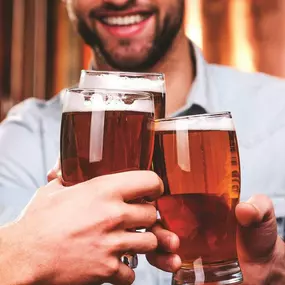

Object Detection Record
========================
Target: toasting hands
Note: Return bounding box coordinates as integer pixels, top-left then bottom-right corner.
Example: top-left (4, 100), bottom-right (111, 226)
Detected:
top-left (48, 163), bottom-right (285, 283)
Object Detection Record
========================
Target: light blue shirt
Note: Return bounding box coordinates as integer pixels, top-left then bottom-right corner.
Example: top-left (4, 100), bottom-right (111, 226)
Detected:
top-left (0, 44), bottom-right (284, 284)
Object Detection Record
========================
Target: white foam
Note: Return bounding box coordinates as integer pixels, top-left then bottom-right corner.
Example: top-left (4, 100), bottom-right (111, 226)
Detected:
top-left (79, 71), bottom-right (165, 93)
top-left (63, 89), bottom-right (154, 114)
top-left (154, 115), bottom-right (235, 131)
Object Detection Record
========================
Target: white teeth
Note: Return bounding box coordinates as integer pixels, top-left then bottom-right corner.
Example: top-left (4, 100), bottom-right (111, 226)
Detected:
top-left (102, 14), bottom-right (146, 26)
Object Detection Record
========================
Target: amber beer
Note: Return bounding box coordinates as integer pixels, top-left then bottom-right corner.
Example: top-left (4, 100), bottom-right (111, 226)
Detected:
top-left (60, 89), bottom-right (155, 185)
top-left (79, 70), bottom-right (166, 119)
top-left (153, 113), bottom-right (243, 284)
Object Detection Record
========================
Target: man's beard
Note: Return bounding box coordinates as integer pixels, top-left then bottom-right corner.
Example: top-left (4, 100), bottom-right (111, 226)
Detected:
top-left (77, 2), bottom-right (185, 71)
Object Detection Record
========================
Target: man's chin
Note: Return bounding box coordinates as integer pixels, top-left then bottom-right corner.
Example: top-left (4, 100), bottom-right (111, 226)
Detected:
top-left (96, 42), bottom-right (161, 71)
top-left (104, 56), bottom-right (152, 72)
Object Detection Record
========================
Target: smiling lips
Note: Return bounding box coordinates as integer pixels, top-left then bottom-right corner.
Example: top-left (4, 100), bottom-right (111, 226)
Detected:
top-left (100, 14), bottom-right (150, 26)
top-left (94, 11), bottom-right (154, 38)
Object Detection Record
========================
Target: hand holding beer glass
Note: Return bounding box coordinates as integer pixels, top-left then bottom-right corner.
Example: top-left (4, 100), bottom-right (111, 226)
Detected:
top-left (153, 112), bottom-right (243, 284)
top-left (60, 88), bottom-right (155, 268)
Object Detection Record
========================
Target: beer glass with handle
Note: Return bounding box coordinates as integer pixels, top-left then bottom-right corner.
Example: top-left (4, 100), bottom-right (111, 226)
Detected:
top-left (153, 112), bottom-right (243, 285)
top-left (60, 88), bottom-right (155, 268)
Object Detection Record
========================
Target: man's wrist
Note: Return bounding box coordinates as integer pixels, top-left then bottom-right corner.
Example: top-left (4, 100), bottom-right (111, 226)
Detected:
top-left (0, 223), bottom-right (40, 285)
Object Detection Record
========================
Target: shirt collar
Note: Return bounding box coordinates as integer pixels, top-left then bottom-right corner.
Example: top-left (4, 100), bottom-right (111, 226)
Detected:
top-left (171, 41), bottom-right (212, 116)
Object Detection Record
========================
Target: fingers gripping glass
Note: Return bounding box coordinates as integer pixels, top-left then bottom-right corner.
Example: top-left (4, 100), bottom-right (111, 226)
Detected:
top-left (153, 112), bottom-right (243, 285)
top-left (60, 88), bottom-right (155, 269)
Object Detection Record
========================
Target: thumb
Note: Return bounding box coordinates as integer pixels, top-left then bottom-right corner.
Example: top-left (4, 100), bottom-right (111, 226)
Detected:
top-left (47, 158), bottom-right (62, 182)
top-left (236, 195), bottom-right (277, 262)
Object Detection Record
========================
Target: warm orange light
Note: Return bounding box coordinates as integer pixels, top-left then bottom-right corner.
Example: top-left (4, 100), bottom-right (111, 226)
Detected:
top-left (229, 0), bottom-right (256, 72)
top-left (185, 0), bottom-right (203, 49)
top-left (83, 45), bottom-right (92, 70)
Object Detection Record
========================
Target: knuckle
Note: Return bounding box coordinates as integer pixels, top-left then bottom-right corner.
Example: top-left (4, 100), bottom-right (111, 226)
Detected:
top-left (90, 203), bottom-right (126, 232)
top-left (102, 207), bottom-right (126, 230)
top-left (105, 234), bottom-right (126, 254)
top-left (109, 206), bottom-right (127, 227)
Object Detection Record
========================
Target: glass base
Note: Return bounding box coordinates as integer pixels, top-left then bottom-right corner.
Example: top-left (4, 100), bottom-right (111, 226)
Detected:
top-left (172, 260), bottom-right (243, 285)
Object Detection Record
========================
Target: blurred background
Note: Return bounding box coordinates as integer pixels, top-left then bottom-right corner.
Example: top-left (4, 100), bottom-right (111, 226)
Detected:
top-left (1, 0), bottom-right (285, 120)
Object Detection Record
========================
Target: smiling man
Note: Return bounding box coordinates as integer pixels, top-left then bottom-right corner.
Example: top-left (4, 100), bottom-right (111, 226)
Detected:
top-left (0, 0), bottom-right (285, 284)
top-left (70, 0), bottom-right (184, 71)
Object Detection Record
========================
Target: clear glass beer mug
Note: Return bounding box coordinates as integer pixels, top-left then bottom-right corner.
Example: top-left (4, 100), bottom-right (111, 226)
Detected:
top-left (60, 88), bottom-right (155, 268)
top-left (152, 112), bottom-right (243, 285)
top-left (79, 70), bottom-right (166, 120)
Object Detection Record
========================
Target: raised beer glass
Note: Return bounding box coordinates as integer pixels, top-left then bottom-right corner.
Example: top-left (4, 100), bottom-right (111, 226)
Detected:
top-left (79, 71), bottom-right (166, 268)
top-left (79, 70), bottom-right (166, 119)
top-left (153, 112), bottom-right (243, 285)
top-left (60, 88), bottom-right (155, 268)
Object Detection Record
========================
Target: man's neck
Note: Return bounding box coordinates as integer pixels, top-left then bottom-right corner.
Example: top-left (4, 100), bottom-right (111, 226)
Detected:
top-left (93, 30), bottom-right (194, 116)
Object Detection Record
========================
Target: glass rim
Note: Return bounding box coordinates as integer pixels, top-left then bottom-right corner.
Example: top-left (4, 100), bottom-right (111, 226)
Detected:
top-left (65, 87), bottom-right (154, 99)
top-left (81, 69), bottom-right (165, 79)
top-left (153, 112), bottom-right (234, 131)
top-left (63, 88), bottom-right (155, 113)
top-left (155, 112), bottom-right (232, 123)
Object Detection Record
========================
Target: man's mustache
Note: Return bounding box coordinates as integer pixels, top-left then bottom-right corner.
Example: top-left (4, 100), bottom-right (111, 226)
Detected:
top-left (89, 1), bottom-right (158, 19)
top-left (89, 0), bottom-right (137, 17)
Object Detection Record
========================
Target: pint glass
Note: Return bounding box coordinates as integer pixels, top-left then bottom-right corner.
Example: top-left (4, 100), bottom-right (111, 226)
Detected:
top-left (60, 88), bottom-right (155, 267)
top-left (79, 70), bottom-right (166, 119)
top-left (61, 88), bottom-right (155, 181)
top-left (153, 112), bottom-right (243, 285)
top-left (79, 71), bottom-right (166, 268)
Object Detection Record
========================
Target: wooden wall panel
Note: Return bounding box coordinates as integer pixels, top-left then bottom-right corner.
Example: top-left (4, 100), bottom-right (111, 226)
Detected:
top-left (201, 0), bottom-right (232, 65)
top-left (1, 0), bottom-right (84, 121)
top-left (0, 0), bottom-right (13, 99)
top-left (34, 0), bottom-right (48, 99)
top-left (51, 1), bottom-right (83, 96)
top-left (248, 0), bottom-right (285, 77)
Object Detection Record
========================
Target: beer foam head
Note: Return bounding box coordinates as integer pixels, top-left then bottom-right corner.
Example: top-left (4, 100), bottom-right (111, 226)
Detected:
top-left (63, 89), bottom-right (154, 113)
top-left (155, 113), bottom-right (235, 131)
top-left (79, 71), bottom-right (165, 93)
